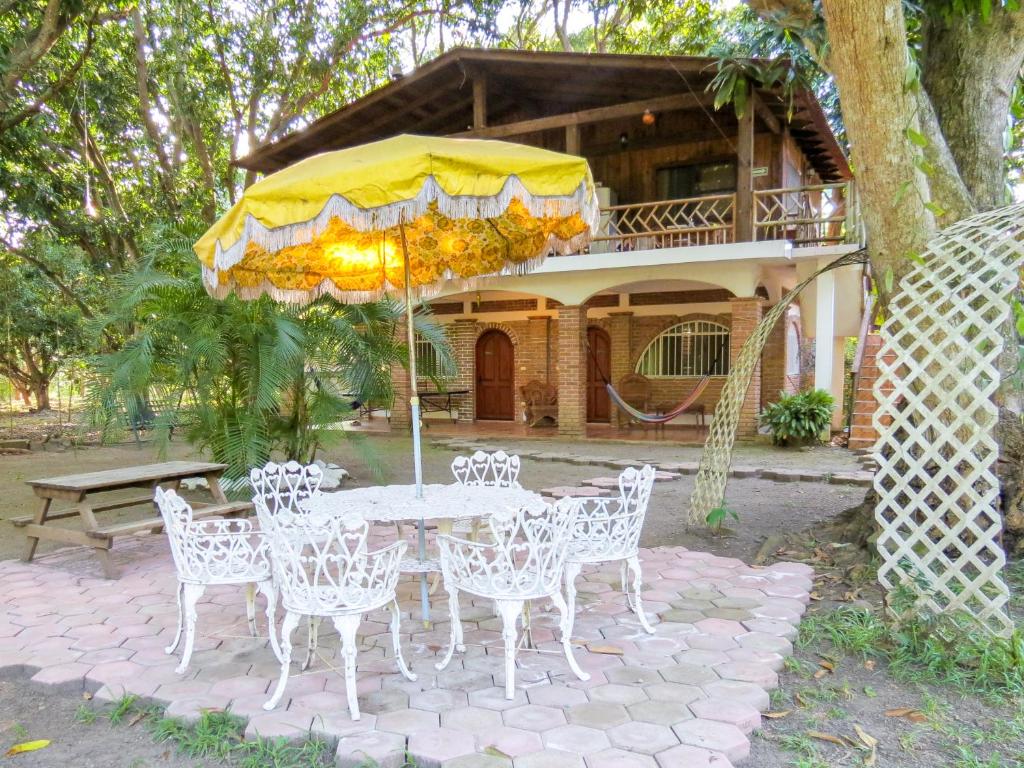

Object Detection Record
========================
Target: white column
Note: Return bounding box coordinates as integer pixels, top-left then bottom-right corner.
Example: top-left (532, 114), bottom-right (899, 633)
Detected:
top-left (814, 259), bottom-right (835, 395)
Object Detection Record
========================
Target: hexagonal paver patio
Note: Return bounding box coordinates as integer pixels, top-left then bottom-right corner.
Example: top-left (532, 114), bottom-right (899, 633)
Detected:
top-left (0, 531), bottom-right (812, 767)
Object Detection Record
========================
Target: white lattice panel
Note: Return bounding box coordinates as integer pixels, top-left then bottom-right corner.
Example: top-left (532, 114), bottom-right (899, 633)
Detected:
top-left (874, 204), bottom-right (1024, 638)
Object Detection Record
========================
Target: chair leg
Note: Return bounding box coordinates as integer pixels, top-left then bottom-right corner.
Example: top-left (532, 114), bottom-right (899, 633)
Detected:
top-left (264, 611), bottom-right (301, 711)
top-left (332, 615), bottom-right (361, 721)
top-left (549, 590), bottom-right (590, 683)
top-left (390, 600), bottom-right (416, 682)
top-left (303, 616), bottom-right (320, 671)
top-left (245, 583), bottom-right (258, 637)
top-left (495, 599), bottom-right (523, 700)
top-left (165, 582), bottom-right (185, 655)
top-left (627, 555), bottom-right (655, 634)
top-left (258, 580), bottom-right (281, 662)
top-left (435, 586), bottom-right (464, 671)
top-left (563, 561), bottom-right (582, 640)
top-left (176, 583), bottom-right (205, 674)
top-left (620, 561), bottom-right (629, 597)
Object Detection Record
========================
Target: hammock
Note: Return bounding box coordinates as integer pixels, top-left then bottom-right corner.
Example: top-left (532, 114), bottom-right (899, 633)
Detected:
top-left (606, 376), bottom-right (711, 425)
top-left (587, 335), bottom-right (723, 425)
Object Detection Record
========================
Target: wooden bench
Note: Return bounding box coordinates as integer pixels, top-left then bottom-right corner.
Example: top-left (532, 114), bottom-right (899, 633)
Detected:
top-left (20, 461), bottom-right (247, 579)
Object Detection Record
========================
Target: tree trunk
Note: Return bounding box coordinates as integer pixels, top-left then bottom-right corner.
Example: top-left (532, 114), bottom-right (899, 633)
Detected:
top-left (820, 0), bottom-right (936, 306)
top-left (921, 9), bottom-right (1024, 211)
top-left (31, 380), bottom-right (50, 411)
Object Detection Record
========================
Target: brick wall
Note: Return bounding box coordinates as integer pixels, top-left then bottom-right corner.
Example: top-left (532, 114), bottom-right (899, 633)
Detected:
top-left (557, 305), bottom-right (587, 435)
top-left (729, 297), bottom-right (764, 438)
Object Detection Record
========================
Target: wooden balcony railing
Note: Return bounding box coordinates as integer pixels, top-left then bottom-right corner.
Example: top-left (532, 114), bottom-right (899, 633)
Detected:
top-left (585, 181), bottom-right (860, 254)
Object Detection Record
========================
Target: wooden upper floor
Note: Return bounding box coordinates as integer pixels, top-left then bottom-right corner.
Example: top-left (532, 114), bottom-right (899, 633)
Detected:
top-left (239, 49), bottom-right (858, 251)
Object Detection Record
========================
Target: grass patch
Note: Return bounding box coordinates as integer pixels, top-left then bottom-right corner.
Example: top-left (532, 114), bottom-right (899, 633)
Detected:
top-left (77, 696), bottom-right (410, 767)
top-left (797, 605), bottom-right (1024, 698)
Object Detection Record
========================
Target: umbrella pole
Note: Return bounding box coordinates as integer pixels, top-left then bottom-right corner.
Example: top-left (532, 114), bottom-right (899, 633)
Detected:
top-left (400, 223), bottom-right (430, 628)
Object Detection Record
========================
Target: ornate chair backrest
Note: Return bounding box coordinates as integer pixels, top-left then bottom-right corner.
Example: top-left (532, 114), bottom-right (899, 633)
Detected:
top-left (568, 464), bottom-right (656, 561)
top-left (266, 514), bottom-right (404, 614)
top-left (451, 450), bottom-right (522, 488)
top-left (249, 460), bottom-right (324, 528)
top-left (471, 497), bottom-right (577, 595)
top-left (155, 487), bottom-right (192, 577)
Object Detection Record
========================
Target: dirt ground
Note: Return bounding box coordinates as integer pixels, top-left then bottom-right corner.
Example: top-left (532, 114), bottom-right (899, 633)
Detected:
top-left (1, 418), bottom-right (1020, 767)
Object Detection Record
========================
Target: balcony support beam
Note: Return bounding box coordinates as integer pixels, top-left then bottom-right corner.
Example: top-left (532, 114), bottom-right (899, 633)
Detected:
top-left (472, 75), bottom-right (488, 129)
top-left (735, 87), bottom-right (755, 242)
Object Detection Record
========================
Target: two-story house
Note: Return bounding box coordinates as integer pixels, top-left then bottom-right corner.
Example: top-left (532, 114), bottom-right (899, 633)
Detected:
top-left (238, 48), bottom-right (866, 440)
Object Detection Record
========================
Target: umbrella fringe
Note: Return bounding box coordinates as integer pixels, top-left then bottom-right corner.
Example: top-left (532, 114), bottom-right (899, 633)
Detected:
top-left (202, 227), bottom-right (592, 306)
top-left (211, 175), bottom-right (599, 274)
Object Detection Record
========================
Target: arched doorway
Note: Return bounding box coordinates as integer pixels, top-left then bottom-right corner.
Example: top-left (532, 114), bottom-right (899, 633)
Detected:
top-left (587, 326), bottom-right (611, 423)
top-left (476, 330), bottom-right (515, 420)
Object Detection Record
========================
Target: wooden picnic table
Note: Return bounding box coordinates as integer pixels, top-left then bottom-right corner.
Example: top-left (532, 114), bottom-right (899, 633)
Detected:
top-left (16, 461), bottom-right (250, 579)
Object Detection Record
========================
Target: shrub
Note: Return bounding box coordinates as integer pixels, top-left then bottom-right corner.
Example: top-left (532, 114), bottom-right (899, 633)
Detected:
top-left (760, 388), bottom-right (834, 446)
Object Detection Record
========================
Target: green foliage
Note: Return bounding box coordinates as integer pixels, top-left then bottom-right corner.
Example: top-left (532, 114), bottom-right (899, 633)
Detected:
top-left (706, 501), bottom-right (739, 530)
top-left (760, 389), bottom-right (835, 447)
top-left (89, 224), bottom-right (453, 482)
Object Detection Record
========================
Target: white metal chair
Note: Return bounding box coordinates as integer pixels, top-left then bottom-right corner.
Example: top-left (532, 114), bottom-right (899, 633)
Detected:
top-left (436, 498), bottom-right (590, 699)
top-left (447, 449), bottom-right (522, 540)
top-left (250, 461), bottom-right (325, 669)
top-left (261, 509), bottom-right (414, 720)
top-left (155, 487), bottom-right (279, 674)
top-left (564, 464), bottom-right (657, 637)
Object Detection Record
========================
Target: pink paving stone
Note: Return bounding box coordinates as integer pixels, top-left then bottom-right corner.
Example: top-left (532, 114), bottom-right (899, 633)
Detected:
top-left (245, 710), bottom-right (314, 742)
top-left (688, 699), bottom-right (761, 734)
top-left (77, 647), bottom-right (135, 665)
top-left (672, 719), bottom-right (748, 762)
top-left (542, 724), bottom-right (610, 754)
top-left (526, 684), bottom-right (589, 708)
top-left (85, 660), bottom-right (146, 686)
top-left (478, 725), bottom-right (543, 757)
top-left (693, 618), bottom-right (746, 637)
top-left (587, 749), bottom-right (659, 768)
top-left (336, 730), bottom-right (407, 768)
top-left (515, 749), bottom-right (585, 768)
top-left (503, 704), bottom-right (567, 731)
top-left (288, 691), bottom-right (351, 716)
top-left (156, 679), bottom-right (213, 699)
top-left (713, 661), bottom-right (778, 689)
top-left (607, 720), bottom-right (679, 755)
top-left (700, 680), bottom-right (771, 712)
top-left (164, 695), bottom-right (233, 722)
top-left (408, 727), bottom-right (477, 765)
top-left (442, 705), bottom-right (503, 732)
top-left (725, 647), bottom-right (785, 671)
top-left (675, 649), bottom-right (731, 666)
top-left (741, 619), bottom-right (799, 640)
top-left (209, 675), bottom-right (271, 699)
top-left (410, 687), bottom-right (469, 712)
top-left (587, 683), bottom-right (648, 706)
top-left (29, 661), bottom-right (91, 691)
top-left (655, 743), bottom-right (735, 767)
top-left (376, 708), bottom-right (441, 736)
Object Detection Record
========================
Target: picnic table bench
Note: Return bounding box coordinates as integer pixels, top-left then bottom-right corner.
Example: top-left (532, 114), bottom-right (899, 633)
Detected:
top-left (15, 461), bottom-right (250, 579)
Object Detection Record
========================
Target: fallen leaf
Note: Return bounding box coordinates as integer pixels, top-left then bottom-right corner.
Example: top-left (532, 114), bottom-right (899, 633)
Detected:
top-left (809, 592), bottom-right (822, 601)
top-left (763, 710), bottom-right (792, 719)
top-left (794, 691), bottom-right (808, 707)
top-left (127, 711), bottom-right (148, 728)
top-left (483, 746), bottom-right (511, 759)
top-left (864, 660), bottom-right (876, 671)
top-left (807, 730), bottom-right (846, 746)
top-left (813, 668), bottom-right (829, 679)
top-left (885, 708), bottom-right (926, 723)
top-left (854, 724), bottom-right (878, 748)
top-left (5, 740), bottom-right (50, 757)
top-left (586, 644), bottom-right (624, 655)
top-left (427, 644), bottom-right (441, 653)
top-left (906, 711), bottom-right (927, 723)
top-left (82, 692), bottom-right (93, 701)
top-left (819, 659), bottom-right (835, 671)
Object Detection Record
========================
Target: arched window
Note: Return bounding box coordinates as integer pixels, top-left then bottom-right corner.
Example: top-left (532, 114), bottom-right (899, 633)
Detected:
top-left (635, 320), bottom-right (730, 377)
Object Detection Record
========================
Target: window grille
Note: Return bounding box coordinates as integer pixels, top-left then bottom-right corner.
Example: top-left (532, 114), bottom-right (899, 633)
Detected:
top-left (635, 321), bottom-right (730, 377)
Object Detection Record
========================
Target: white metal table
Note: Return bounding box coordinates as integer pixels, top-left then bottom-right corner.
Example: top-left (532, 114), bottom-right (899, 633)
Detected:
top-left (300, 483), bottom-right (546, 624)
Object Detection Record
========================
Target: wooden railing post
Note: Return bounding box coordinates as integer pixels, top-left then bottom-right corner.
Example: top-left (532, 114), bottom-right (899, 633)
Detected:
top-left (735, 88), bottom-right (755, 242)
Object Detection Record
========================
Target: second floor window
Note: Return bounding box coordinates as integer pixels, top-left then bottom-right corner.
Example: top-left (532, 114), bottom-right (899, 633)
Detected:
top-left (657, 161), bottom-right (737, 199)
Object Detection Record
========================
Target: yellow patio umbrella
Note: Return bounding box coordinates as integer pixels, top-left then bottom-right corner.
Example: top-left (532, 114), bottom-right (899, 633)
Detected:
top-left (195, 134), bottom-right (599, 621)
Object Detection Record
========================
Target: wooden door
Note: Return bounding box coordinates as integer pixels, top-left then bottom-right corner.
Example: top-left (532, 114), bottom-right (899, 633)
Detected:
top-left (587, 326), bottom-right (611, 423)
top-left (475, 330), bottom-right (515, 420)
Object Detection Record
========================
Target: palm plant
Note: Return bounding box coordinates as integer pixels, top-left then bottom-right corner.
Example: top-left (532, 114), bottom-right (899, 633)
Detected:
top-left (88, 223), bottom-right (453, 484)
